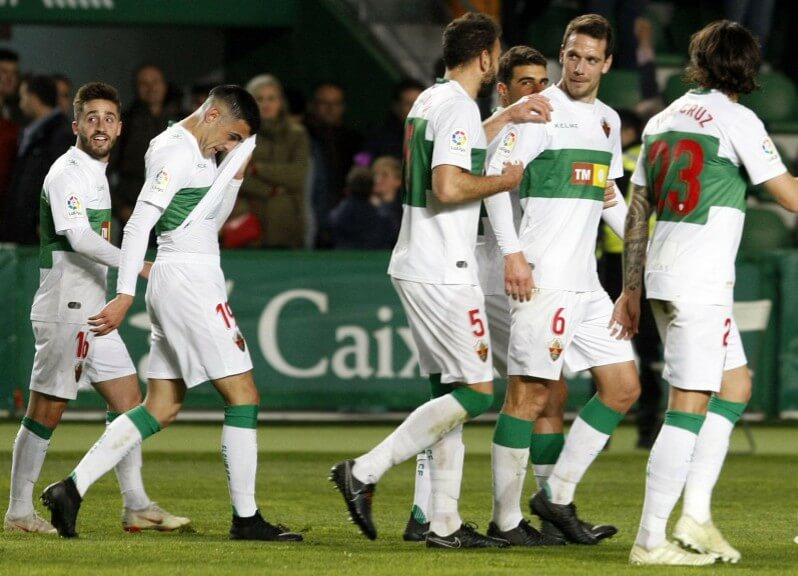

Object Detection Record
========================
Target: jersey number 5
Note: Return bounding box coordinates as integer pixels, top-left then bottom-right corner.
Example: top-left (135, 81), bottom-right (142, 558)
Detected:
top-left (649, 138), bottom-right (704, 217)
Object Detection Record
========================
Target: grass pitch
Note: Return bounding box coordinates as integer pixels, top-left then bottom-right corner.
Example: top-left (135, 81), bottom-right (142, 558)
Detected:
top-left (0, 421), bottom-right (796, 575)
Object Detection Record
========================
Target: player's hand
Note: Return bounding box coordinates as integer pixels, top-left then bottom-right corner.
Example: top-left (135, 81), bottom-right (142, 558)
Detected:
top-left (603, 181), bottom-right (619, 209)
top-left (504, 251), bottom-right (534, 302)
top-left (88, 294), bottom-right (134, 336)
top-left (139, 261), bottom-right (153, 280)
top-left (501, 161), bottom-right (524, 189)
top-left (506, 94), bottom-right (552, 124)
top-left (609, 291), bottom-right (640, 340)
top-left (235, 153), bottom-right (253, 180)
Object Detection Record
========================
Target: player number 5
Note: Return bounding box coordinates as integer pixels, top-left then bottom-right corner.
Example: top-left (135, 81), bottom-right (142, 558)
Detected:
top-left (468, 309), bottom-right (485, 337)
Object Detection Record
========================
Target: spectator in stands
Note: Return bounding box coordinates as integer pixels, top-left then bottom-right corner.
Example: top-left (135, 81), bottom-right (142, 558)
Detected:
top-left (371, 155), bottom-right (402, 229)
top-left (329, 165), bottom-right (398, 250)
top-left (304, 81), bottom-right (363, 248)
top-left (239, 74), bottom-right (309, 249)
top-left (0, 49), bottom-right (23, 124)
top-left (363, 78), bottom-right (425, 162)
top-left (52, 73), bottom-right (72, 119)
top-left (724, 0), bottom-right (774, 56)
top-left (585, 1), bottom-right (662, 118)
top-left (1, 75), bottom-right (73, 244)
top-left (109, 63), bottom-right (183, 226)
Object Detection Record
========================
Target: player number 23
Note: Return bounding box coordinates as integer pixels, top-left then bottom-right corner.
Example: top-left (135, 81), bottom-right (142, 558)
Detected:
top-left (648, 138), bottom-right (704, 216)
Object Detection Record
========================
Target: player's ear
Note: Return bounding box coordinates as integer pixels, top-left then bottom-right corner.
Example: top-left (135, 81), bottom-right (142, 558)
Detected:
top-left (203, 105), bottom-right (222, 124)
top-left (72, 120), bottom-right (78, 136)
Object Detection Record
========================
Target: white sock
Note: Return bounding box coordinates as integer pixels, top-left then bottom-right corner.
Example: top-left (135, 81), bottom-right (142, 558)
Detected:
top-left (491, 443), bottom-right (529, 531)
top-left (682, 412), bottom-right (734, 524)
top-left (72, 415), bottom-right (142, 497)
top-left (635, 424), bottom-right (699, 550)
top-left (533, 464), bottom-right (555, 491)
top-left (410, 450), bottom-right (432, 523)
top-left (7, 425), bottom-right (50, 518)
top-left (353, 394), bottom-right (469, 484)
top-left (114, 442), bottom-right (151, 511)
top-left (429, 425), bottom-right (465, 537)
top-left (222, 425), bottom-right (258, 517)
top-left (546, 417), bottom-right (609, 504)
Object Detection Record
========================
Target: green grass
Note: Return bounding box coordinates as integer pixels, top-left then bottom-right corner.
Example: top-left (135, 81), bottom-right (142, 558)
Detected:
top-left (0, 422), bottom-right (796, 575)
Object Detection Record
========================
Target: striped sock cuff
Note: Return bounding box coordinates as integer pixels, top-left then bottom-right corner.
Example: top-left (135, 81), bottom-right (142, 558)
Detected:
top-left (224, 404), bottom-right (258, 429)
top-left (428, 373), bottom-right (453, 399)
top-left (708, 396), bottom-right (747, 425)
top-left (578, 395), bottom-right (624, 435)
top-left (450, 387), bottom-right (494, 418)
top-left (21, 416), bottom-right (53, 440)
top-left (530, 432), bottom-right (565, 465)
top-left (664, 409), bottom-right (706, 435)
top-left (106, 411), bottom-right (121, 424)
top-left (127, 405), bottom-right (161, 439)
top-left (493, 413), bottom-right (534, 449)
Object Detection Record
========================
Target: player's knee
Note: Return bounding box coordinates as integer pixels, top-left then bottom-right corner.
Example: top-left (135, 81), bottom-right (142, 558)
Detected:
top-left (451, 386), bottom-right (494, 418)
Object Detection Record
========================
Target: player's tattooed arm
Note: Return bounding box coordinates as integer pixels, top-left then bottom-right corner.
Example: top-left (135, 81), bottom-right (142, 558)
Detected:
top-left (622, 183), bottom-right (654, 292)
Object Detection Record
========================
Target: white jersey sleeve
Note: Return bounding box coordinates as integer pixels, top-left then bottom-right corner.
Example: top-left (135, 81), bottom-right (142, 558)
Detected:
top-left (726, 109), bottom-right (786, 185)
top-left (431, 98), bottom-right (484, 172)
top-left (138, 141), bottom-right (195, 210)
top-left (47, 170), bottom-right (92, 235)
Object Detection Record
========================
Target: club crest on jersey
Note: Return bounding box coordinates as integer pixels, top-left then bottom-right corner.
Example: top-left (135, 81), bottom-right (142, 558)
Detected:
top-left (571, 162), bottom-right (608, 187)
top-left (449, 129), bottom-right (468, 155)
top-left (74, 360), bottom-right (84, 382)
top-left (152, 168), bottom-right (170, 193)
top-left (548, 338), bottom-right (563, 361)
top-left (475, 340), bottom-right (489, 363)
top-left (234, 331), bottom-right (246, 352)
top-left (65, 195), bottom-right (84, 219)
top-left (601, 117), bottom-right (611, 138)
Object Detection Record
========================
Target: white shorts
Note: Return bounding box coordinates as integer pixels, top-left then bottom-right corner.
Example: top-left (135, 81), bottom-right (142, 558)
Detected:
top-left (508, 288), bottom-right (634, 380)
top-left (29, 322), bottom-right (135, 400)
top-left (392, 278), bottom-right (493, 385)
top-left (651, 300), bottom-right (747, 392)
top-left (145, 256), bottom-right (253, 388)
top-left (485, 294), bottom-right (510, 377)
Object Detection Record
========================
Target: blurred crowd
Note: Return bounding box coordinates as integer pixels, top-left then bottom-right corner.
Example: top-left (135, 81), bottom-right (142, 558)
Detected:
top-left (0, 45), bottom-right (424, 252)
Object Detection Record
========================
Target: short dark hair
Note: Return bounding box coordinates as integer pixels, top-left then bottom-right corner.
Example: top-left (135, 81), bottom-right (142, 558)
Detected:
top-left (561, 13), bottom-right (614, 58)
top-left (22, 74), bottom-right (58, 109)
top-left (685, 20), bottom-right (760, 95)
top-left (442, 12), bottom-right (502, 69)
top-left (312, 81), bottom-right (345, 99)
top-left (392, 78), bottom-right (425, 102)
top-left (498, 45), bottom-right (547, 86)
top-left (0, 48), bottom-right (19, 63)
top-left (208, 84), bottom-right (260, 134)
top-left (345, 166), bottom-right (373, 200)
top-left (73, 82), bottom-right (121, 120)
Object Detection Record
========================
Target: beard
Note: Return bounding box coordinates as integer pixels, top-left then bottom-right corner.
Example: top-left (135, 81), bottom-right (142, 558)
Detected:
top-left (78, 131), bottom-right (114, 160)
top-left (477, 70), bottom-right (497, 99)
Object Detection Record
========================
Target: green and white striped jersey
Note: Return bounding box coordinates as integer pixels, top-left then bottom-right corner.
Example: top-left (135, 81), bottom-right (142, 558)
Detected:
top-left (632, 89), bottom-right (786, 305)
top-left (487, 84), bottom-right (623, 292)
top-left (32, 146), bottom-right (113, 324)
top-left (388, 79), bottom-right (487, 285)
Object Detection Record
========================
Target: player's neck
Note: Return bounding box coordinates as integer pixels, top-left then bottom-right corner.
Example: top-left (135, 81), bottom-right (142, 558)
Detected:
top-left (444, 67), bottom-right (481, 100)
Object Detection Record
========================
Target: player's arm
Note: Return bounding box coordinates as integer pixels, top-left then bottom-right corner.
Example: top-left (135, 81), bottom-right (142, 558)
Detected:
top-left (482, 94), bottom-right (552, 143)
top-left (484, 191), bottom-right (533, 301)
top-left (88, 200), bottom-right (161, 336)
top-left (600, 180), bottom-right (627, 238)
top-left (215, 156), bottom-right (250, 231)
top-left (762, 172), bottom-right (798, 212)
top-left (610, 182), bottom-right (654, 340)
top-left (432, 162), bottom-right (523, 204)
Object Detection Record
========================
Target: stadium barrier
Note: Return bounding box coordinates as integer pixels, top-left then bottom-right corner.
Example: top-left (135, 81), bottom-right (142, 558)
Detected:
top-left (0, 246), bottom-right (794, 419)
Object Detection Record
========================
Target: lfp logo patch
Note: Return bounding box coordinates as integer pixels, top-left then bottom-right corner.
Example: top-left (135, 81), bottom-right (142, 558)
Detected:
top-left (65, 195), bottom-right (84, 219)
top-left (497, 128), bottom-right (517, 158)
top-left (449, 130), bottom-right (468, 154)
